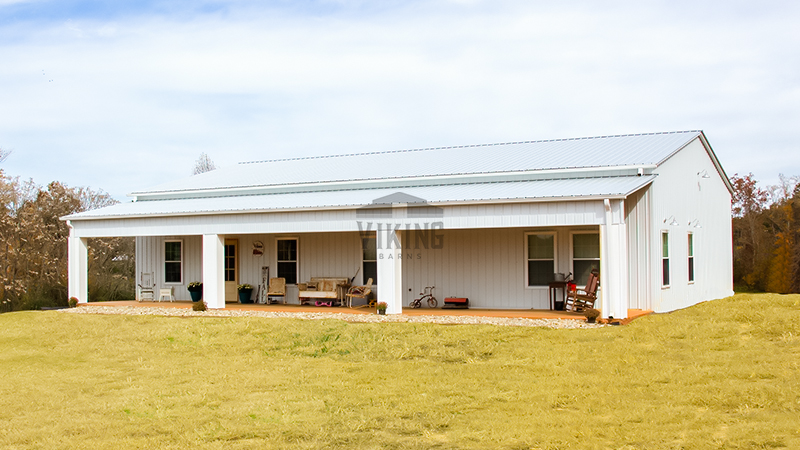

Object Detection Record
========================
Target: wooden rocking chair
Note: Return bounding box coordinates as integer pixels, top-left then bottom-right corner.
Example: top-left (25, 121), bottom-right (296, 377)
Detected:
top-left (566, 271), bottom-right (599, 312)
top-left (267, 277), bottom-right (286, 304)
top-left (345, 278), bottom-right (373, 308)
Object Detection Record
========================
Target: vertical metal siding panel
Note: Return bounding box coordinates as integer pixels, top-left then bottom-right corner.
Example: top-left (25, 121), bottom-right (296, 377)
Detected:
top-left (625, 189), bottom-right (648, 310)
top-left (135, 236), bottom-right (142, 300)
top-left (498, 229), bottom-right (510, 308)
top-left (470, 229), bottom-right (480, 304)
top-left (480, 228), bottom-right (489, 306)
top-left (650, 137), bottom-right (733, 312)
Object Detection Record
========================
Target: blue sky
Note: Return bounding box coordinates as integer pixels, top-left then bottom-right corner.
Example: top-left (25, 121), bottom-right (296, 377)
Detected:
top-left (1, 0), bottom-right (799, 200)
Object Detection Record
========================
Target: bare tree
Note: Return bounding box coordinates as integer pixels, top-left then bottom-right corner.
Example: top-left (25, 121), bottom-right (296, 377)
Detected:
top-left (193, 153), bottom-right (217, 175)
top-left (0, 148), bottom-right (11, 163)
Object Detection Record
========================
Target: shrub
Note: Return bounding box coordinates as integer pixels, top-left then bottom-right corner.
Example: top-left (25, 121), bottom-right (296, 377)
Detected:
top-left (584, 308), bottom-right (600, 320)
top-left (376, 302), bottom-right (388, 311)
top-left (68, 297), bottom-right (79, 308)
top-left (192, 301), bottom-right (207, 312)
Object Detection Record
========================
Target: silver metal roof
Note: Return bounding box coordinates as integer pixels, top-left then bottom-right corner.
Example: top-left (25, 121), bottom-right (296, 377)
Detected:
top-left (133, 131), bottom-right (700, 196)
top-left (68, 176), bottom-right (655, 220)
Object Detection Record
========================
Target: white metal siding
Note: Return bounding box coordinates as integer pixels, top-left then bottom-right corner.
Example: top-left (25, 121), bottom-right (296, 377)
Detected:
top-left (137, 232), bottom-right (362, 304)
top-left (625, 186), bottom-right (652, 310)
top-left (649, 138), bottom-right (734, 312)
top-left (138, 226), bottom-right (597, 309)
top-left (136, 235), bottom-right (202, 301)
top-left (401, 227), bottom-right (597, 309)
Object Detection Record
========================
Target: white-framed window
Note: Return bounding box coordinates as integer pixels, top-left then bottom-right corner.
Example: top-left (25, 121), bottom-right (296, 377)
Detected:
top-left (277, 238), bottom-right (298, 285)
top-left (361, 234), bottom-right (377, 285)
top-left (526, 232), bottom-right (556, 287)
top-left (164, 239), bottom-right (183, 284)
top-left (687, 233), bottom-right (694, 283)
top-left (662, 231), bottom-right (670, 288)
top-left (571, 232), bottom-right (600, 286)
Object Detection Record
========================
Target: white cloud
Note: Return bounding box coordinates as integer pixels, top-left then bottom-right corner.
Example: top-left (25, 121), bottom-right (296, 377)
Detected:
top-left (1, 0), bottom-right (799, 198)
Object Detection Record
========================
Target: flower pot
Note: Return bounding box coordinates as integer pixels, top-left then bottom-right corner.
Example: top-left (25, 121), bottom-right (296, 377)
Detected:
top-left (377, 309), bottom-right (386, 315)
top-left (189, 290), bottom-right (202, 302)
top-left (586, 317), bottom-right (596, 324)
top-left (238, 289), bottom-right (254, 304)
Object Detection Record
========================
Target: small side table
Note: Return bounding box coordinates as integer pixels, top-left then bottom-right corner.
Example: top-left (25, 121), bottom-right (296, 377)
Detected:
top-left (548, 281), bottom-right (568, 311)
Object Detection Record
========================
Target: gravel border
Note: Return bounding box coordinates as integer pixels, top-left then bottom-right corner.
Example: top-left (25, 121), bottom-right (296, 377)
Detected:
top-left (58, 305), bottom-right (604, 329)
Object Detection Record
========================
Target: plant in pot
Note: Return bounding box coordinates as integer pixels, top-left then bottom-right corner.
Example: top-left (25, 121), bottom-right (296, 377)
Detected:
top-left (187, 282), bottom-right (203, 302)
top-left (237, 284), bottom-right (254, 304)
top-left (376, 302), bottom-right (388, 315)
top-left (584, 308), bottom-right (600, 324)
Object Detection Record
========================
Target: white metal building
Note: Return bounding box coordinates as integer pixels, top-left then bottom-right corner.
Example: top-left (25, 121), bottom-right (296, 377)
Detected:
top-left (64, 130), bottom-right (734, 318)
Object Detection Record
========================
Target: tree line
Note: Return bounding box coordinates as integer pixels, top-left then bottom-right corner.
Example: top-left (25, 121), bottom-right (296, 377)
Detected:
top-left (731, 173), bottom-right (799, 293)
top-left (0, 169), bottom-right (134, 311)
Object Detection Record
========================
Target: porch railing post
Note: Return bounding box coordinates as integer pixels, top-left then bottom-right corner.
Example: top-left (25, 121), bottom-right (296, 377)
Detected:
top-left (203, 234), bottom-right (226, 309)
top-left (600, 199), bottom-right (629, 319)
top-left (377, 227), bottom-right (403, 314)
top-left (67, 226), bottom-right (88, 304)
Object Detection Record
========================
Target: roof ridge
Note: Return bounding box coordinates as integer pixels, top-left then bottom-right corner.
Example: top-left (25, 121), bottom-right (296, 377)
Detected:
top-left (239, 130), bottom-right (702, 165)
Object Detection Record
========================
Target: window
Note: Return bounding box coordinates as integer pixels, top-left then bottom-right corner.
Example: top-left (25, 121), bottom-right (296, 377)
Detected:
top-left (362, 235), bottom-right (377, 284)
top-left (164, 240), bottom-right (182, 284)
top-left (572, 233), bottom-right (600, 286)
top-left (277, 238), bottom-right (298, 285)
top-left (688, 233), bottom-right (694, 283)
top-left (662, 232), bottom-right (670, 287)
top-left (526, 233), bottom-right (555, 286)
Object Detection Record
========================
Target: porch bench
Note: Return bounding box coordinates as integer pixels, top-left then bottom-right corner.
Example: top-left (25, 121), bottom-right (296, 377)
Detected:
top-left (298, 277), bottom-right (350, 306)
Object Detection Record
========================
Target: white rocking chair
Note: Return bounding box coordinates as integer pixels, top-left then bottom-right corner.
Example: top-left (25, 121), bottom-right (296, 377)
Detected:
top-left (138, 273), bottom-right (156, 302)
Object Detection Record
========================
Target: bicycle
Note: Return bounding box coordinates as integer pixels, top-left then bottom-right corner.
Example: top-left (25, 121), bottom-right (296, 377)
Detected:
top-left (410, 286), bottom-right (437, 308)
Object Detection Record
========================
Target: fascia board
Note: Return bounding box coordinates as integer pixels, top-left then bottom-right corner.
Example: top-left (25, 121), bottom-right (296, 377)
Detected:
top-left (63, 194), bottom-right (627, 222)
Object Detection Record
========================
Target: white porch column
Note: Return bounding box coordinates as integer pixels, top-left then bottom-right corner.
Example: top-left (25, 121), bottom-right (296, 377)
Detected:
top-left (203, 234), bottom-right (226, 309)
top-left (68, 227), bottom-right (88, 304)
top-left (600, 199), bottom-right (629, 319)
top-left (377, 227), bottom-right (403, 314)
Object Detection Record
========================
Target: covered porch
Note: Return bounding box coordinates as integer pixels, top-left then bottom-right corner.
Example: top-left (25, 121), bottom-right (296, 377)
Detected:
top-left (67, 196), bottom-right (636, 319)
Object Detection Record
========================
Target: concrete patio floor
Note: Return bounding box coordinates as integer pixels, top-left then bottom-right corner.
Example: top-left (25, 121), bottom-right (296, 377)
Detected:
top-left (82, 300), bottom-right (653, 323)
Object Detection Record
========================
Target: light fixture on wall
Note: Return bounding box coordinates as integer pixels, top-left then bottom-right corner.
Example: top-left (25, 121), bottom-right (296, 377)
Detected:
top-left (664, 215), bottom-right (680, 226)
top-left (688, 219), bottom-right (702, 228)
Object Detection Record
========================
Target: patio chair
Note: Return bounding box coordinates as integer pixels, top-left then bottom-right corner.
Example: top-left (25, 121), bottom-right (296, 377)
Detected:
top-left (267, 277), bottom-right (286, 304)
top-left (565, 271), bottom-right (599, 312)
top-left (158, 287), bottom-right (175, 302)
top-left (345, 278), bottom-right (373, 308)
top-left (137, 272), bottom-right (155, 302)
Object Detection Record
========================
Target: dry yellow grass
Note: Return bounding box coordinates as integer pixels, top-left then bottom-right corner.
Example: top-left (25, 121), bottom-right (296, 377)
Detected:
top-left (0, 293), bottom-right (799, 449)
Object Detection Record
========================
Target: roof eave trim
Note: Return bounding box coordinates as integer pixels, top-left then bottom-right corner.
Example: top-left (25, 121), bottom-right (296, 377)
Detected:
top-left (64, 194), bottom-right (629, 222)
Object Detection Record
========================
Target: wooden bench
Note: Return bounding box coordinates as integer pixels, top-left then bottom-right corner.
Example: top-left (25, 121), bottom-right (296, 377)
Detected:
top-left (298, 277), bottom-right (350, 306)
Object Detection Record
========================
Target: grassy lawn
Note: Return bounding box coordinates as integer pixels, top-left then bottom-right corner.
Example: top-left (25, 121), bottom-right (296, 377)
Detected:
top-left (1, 294), bottom-right (799, 449)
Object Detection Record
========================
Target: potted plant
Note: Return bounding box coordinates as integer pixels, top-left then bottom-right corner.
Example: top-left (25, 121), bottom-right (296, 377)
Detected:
top-left (187, 282), bottom-right (203, 302)
top-left (584, 308), bottom-right (600, 324)
top-left (376, 301), bottom-right (388, 315)
top-left (237, 284), bottom-right (254, 304)
top-left (68, 297), bottom-right (79, 308)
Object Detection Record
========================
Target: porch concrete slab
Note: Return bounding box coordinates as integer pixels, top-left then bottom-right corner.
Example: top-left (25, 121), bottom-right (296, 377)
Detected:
top-left (81, 301), bottom-right (652, 322)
